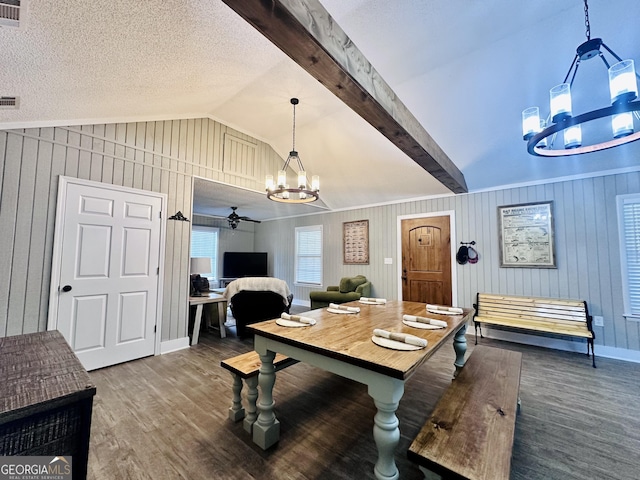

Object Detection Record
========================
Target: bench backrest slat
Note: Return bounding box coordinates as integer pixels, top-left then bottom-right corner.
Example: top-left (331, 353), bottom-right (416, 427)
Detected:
top-left (479, 306), bottom-right (587, 324)
top-left (477, 293), bottom-right (588, 324)
top-left (481, 298), bottom-right (586, 314)
top-left (479, 293), bottom-right (585, 307)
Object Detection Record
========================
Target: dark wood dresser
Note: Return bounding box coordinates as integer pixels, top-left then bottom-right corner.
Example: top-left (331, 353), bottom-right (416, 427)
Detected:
top-left (0, 330), bottom-right (96, 480)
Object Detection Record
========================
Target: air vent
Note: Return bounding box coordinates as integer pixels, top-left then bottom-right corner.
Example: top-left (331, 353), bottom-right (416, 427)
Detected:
top-left (0, 1), bottom-right (21, 28)
top-left (0, 96), bottom-right (19, 109)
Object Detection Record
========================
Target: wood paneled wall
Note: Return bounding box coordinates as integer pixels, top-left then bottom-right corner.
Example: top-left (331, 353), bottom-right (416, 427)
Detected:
top-left (256, 174), bottom-right (640, 352)
top-left (0, 119), bottom-right (281, 341)
top-left (3, 117), bottom-right (639, 353)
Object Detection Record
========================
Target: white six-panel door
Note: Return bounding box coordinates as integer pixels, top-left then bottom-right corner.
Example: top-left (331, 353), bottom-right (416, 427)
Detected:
top-left (49, 177), bottom-right (164, 371)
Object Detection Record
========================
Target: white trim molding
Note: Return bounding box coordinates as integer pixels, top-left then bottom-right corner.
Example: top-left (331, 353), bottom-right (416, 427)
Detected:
top-left (160, 337), bottom-right (191, 354)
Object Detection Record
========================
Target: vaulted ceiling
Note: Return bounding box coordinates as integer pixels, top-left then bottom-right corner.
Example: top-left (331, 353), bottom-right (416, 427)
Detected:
top-left (2, 0), bottom-right (640, 221)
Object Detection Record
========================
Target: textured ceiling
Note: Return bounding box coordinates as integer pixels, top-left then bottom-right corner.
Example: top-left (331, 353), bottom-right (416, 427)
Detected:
top-left (2, 0), bottom-right (640, 221)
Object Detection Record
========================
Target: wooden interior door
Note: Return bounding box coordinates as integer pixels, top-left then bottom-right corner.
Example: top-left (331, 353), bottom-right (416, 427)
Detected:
top-left (401, 216), bottom-right (452, 305)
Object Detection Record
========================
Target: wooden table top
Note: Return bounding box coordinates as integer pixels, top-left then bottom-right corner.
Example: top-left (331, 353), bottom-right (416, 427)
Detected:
top-left (248, 301), bottom-right (473, 380)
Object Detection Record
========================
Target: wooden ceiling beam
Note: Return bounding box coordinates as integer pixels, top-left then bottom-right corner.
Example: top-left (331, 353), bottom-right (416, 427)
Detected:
top-left (221, 0), bottom-right (468, 194)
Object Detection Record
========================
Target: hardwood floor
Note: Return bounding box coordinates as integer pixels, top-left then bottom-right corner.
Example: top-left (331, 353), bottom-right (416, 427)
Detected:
top-left (87, 321), bottom-right (640, 479)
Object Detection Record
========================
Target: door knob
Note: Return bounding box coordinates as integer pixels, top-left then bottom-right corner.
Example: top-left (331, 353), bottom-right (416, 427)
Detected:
top-left (62, 285), bottom-right (72, 292)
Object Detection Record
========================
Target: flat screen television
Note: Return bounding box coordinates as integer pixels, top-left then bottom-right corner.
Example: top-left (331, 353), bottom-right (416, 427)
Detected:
top-left (223, 252), bottom-right (268, 278)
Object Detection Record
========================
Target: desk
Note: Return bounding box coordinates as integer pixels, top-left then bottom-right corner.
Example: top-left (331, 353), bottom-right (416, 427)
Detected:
top-left (248, 300), bottom-right (472, 480)
top-left (189, 293), bottom-right (228, 344)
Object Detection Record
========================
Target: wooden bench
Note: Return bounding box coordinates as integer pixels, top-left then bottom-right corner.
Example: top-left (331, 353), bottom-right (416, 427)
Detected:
top-left (408, 345), bottom-right (522, 480)
top-left (473, 293), bottom-right (596, 368)
top-left (220, 351), bottom-right (298, 433)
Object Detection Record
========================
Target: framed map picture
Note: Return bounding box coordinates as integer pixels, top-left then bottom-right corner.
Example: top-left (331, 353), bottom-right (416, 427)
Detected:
top-left (498, 201), bottom-right (556, 268)
top-left (343, 220), bottom-right (369, 264)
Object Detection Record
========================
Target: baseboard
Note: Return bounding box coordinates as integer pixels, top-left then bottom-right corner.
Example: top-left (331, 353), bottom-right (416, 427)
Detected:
top-left (471, 325), bottom-right (640, 364)
top-left (160, 337), bottom-right (190, 354)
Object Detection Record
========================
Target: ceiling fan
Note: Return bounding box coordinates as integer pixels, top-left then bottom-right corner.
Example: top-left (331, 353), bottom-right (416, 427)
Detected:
top-left (225, 207), bottom-right (261, 230)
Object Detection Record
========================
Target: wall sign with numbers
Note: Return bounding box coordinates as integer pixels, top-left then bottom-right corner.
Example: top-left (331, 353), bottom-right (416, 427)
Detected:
top-left (498, 201), bottom-right (556, 268)
top-left (343, 220), bottom-right (369, 264)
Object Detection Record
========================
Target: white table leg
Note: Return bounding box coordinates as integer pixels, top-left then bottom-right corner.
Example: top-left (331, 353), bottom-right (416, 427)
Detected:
top-left (217, 301), bottom-right (227, 338)
top-left (192, 304), bottom-right (203, 345)
top-left (228, 373), bottom-right (245, 422)
top-left (453, 323), bottom-right (468, 377)
top-left (252, 350), bottom-right (280, 449)
top-left (244, 376), bottom-right (259, 433)
top-left (368, 379), bottom-right (404, 480)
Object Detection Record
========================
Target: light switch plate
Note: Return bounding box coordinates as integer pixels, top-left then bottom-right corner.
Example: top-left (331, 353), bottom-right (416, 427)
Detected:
top-left (384, 257), bottom-right (393, 265)
top-left (593, 315), bottom-right (604, 327)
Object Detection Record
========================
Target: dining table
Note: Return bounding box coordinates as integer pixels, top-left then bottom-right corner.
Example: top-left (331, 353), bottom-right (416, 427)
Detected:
top-left (247, 300), bottom-right (474, 480)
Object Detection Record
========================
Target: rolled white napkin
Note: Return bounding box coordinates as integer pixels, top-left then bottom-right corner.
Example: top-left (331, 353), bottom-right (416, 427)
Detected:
top-left (329, 303), bottom-right (361, 313)
top-left (403, 314), bottom-right (448, 328)
top-left (360, 297), bottom-right (387, 304)
top-left (427, 304), bottom-right (463, 314)
top-left (281, 313), bottom-right (316, 325)
top-left (373, 329), bottom-right (427, 347)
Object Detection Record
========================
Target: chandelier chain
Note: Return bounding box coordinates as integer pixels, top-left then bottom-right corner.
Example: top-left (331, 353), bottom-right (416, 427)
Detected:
top-left (291, 102), bottom-right (296, 152)
top-left (583, 0), bottom-right (590, 40)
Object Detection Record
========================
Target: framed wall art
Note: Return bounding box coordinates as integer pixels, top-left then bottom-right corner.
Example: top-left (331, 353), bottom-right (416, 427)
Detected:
top-left (498, 201), bottom-right (556, 268)
top-left (343, 220), bottom-right (369, 265)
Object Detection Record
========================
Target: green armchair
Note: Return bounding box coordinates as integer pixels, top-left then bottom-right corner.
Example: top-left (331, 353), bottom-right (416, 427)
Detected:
top-left (309, 275), bottom-right (371, 310)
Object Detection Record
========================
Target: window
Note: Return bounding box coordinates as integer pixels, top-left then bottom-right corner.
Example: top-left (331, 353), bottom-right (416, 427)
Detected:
top-left (295, 225), bottom-right (322, 286)
top-left (191, 226), bottom-right (219, 280)
top-left (617, 194), bottom-right (640, 320)
top-left (0, 1), bottom-right (22, 29)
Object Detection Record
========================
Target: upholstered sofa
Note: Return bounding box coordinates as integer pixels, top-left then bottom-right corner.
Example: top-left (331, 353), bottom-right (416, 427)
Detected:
top-left (224, 277), bottom-right (293, 338)
top-left (309, 275), bottom-right (371, 310)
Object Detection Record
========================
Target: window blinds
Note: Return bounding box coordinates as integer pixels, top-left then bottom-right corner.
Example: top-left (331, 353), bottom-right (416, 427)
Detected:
top-left (191, 226), bottom-right (219, 279)
top-left (295, 226), bottom-right (322, 285)
top-left (618, 195), bottom-right (640, 317)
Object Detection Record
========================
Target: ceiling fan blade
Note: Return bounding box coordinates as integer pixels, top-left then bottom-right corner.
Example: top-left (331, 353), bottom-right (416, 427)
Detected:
top-left (220, 207), bottom-right (261, 225)
top-left (238, 215), bottom-right (260, 223)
